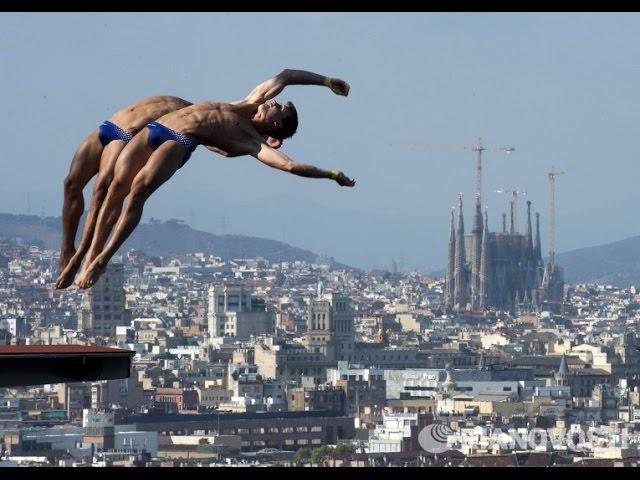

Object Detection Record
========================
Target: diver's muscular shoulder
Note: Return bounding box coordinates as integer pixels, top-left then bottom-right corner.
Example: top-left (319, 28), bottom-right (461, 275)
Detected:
top-left (225, 100), bottom-right (260, 119)
top-left (111, 96), bottom-right (193, 132)
top-left (115, 96), bottom-right (179, 113)
top-left (130, 95), bottom-right (190, 107)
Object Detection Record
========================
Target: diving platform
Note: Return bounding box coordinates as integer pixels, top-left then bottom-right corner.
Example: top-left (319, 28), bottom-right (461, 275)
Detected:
top-left (0, 345), bottom-right (135, 387)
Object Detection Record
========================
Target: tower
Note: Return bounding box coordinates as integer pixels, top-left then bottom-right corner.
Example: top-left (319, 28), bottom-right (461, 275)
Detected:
top-left (445, 207), bottom-right (456, 310)
top-left (554, 354), bottom-right (570, 387)
top-left (306, 292), bottom-right (354, 362)
top-left (524, 201), bottom-right (536, 296)
top-left (534, 212), bottom-right (543, 265)
top-left (479, 208), bottom-right (492, 310)
top-left (453, 194), bottom-right (468, 311)
top-left (509, 200), bottom-right (516, 234)
top-left (525, 201), bottom-right (534, 256)
top-left (471, 193), bottom-right (484, 310)
top-left (533, 211), bottom-right (544, 304)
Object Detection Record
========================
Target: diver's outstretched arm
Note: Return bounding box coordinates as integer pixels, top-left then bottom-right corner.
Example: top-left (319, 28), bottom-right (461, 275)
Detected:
top-left (241, 69), bottom-right (350, 105)
top-left (249, 141), bottom-right (355, 187)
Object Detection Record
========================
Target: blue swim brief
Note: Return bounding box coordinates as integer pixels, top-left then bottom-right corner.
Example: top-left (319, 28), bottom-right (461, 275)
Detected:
top-left (98, 120), bottom-right (133, 146)
top-left (146, 122), bottom-right (197, 168)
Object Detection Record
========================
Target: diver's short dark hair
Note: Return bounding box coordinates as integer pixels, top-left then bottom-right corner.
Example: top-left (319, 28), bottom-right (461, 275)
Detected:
top-left (272, 101), bottom-right (298, 140)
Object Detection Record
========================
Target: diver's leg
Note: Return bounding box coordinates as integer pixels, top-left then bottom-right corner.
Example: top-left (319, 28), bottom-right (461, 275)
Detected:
top-left (77, 140), bottom-right (185, 289)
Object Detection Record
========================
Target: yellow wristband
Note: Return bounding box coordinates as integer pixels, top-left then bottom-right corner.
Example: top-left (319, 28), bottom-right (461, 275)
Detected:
top-left (323, 77), bottom-right (332, 88)
top-left (330, 170), bottom-right (340, 180)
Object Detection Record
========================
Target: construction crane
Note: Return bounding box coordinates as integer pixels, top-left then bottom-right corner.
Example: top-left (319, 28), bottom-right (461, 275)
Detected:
top-left (494, 188), bottom-right (527, 233)
top-left (397, 136), bottom-right (515, 200)
top-left (548, 166), bottom-right (565, 267)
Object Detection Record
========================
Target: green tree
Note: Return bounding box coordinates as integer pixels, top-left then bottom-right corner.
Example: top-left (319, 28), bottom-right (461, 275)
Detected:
top-left (334, 443), bottom-right (356, 454)
top-left (294, 447), bottom-right (312, 464)
top-left (311, 445), bottom-right (333, 465)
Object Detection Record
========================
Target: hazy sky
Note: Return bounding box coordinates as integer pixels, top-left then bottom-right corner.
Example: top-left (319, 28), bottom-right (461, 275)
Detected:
top-left (1, 13), bottom-right (639, 272)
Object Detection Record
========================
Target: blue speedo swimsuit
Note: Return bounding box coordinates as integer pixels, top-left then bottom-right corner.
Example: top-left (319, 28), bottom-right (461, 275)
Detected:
top-left (146, 122), bottom-right (197, 168)
top-left (98, 120), bottom-right (133, 146)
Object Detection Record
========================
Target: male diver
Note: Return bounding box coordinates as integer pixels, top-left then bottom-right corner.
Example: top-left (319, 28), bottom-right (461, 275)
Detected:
top-left (56, 96), bottom-right (192, 289)
top-left (75, 69), bottom-right (354, 289)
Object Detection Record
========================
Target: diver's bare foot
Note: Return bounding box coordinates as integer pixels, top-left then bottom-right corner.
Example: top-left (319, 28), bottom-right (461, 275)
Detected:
top-left (58, 248), bottom-right (76, 275)
top-left (76, 257), bottom-right (107, 289)
top-left (55, 254), bottom-right (84, 289)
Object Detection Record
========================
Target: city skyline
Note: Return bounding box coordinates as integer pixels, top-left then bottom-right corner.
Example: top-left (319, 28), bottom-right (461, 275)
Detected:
top-left (2, 239), bottom-right (640, 466)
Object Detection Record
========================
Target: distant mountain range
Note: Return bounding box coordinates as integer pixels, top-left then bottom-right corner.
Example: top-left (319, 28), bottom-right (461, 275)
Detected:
top-left (555, 235), bottom-right (640, 286)
top-left (0, 213), bottom-right (350, 269)
top-left (2, 212), bottom-right (640, 285)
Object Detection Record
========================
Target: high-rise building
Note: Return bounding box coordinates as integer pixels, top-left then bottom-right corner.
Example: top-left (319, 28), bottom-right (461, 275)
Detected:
top-left (207, 284), bottom-right (274, 340)
top-left (78, 263), bottom-right (129, 337)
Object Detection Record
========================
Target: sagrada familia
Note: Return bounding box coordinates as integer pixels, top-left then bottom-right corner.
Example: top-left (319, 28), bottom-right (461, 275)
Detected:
top-left (444, 193), bottom-right (564, 313)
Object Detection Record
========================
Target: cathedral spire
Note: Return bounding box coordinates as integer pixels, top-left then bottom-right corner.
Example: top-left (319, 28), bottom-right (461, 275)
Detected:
top-left (555, 354), bottom-right (570, 386)
top-left (479, 207), bottom-right (491, 310)
top-left (526, 201), bottom-right (534, 254)
top-left (445, 207), bottom-right (456, 309)
top-left (510, 200), bottom-right (516, 234)
top-left (473, 192), bottom-right (483, 234)
top-left (534, 212), bottom-right (542, 262)
top-left (454, 193), bottom-right (467, 311)
top-left (471, 193), bottom-right (483, 309)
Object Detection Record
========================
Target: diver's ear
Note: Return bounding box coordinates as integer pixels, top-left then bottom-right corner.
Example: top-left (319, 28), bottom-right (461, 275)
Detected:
top-left (265, 136), bottom-right (283, 149)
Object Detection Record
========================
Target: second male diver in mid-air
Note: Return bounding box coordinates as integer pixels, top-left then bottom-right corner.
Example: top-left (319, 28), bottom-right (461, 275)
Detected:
top-left (70, 69), bottom-right (355, 289)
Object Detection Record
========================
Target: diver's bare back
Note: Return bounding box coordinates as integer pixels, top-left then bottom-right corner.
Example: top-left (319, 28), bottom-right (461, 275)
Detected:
top-left (155, 101), bottom-right (259, 155)
top-left (109, 96), bottom-right (192, 133)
